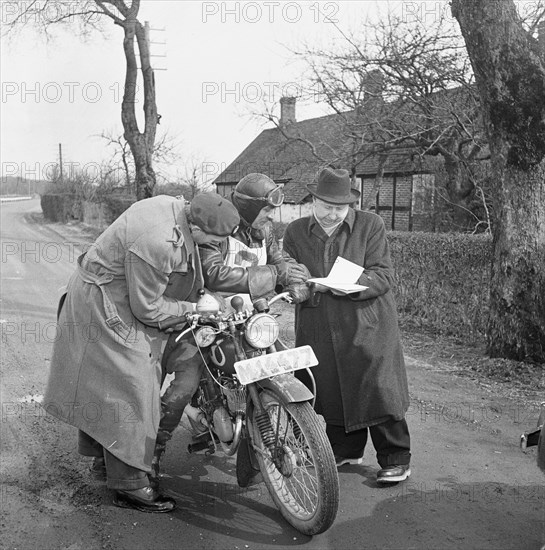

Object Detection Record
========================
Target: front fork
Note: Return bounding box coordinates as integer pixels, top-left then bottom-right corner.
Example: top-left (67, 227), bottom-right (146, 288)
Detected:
top-left (230, 320), bottom-right (309, 467)
top-left (228, 319), bottom-right (279, 458)
top-left (247, 383), bottom-right (288, 469)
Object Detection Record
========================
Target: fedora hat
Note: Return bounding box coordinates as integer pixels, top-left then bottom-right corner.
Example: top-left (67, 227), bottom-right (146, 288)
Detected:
top-left (306, 167), bottom-right (360, 204)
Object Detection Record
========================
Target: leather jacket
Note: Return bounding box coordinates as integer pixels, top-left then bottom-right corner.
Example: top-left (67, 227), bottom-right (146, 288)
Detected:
top-left (199, 221), bottom-right (288, 300)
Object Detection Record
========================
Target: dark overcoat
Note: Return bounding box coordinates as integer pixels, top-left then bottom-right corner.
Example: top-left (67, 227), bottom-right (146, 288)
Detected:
top-left (43, 196), bottom-right (202, 471)
top-left (282, 209), bottom-right (409, 432)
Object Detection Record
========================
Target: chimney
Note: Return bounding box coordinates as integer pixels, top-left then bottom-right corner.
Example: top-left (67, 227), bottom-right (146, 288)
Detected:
top-left (279, 96), bottom-right (296, 127)
top-left (363, 69), bottom-right (384, 102)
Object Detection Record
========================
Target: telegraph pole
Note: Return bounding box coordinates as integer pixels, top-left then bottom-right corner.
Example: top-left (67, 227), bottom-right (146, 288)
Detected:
top-left (58, 143), bottom-right (64, 182)
top-left (144, 21), bottom-right (167, 71)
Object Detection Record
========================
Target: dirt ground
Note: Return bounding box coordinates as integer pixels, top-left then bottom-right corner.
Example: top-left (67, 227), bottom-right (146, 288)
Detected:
top-left (1, 201), bottom-right (544, 550)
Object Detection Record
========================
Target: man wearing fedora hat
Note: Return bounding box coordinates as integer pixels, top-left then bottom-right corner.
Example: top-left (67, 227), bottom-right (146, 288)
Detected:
top-left (282, 166), bottom-right (411, 484)
top-left (43, 193), bottom-right (240, 513)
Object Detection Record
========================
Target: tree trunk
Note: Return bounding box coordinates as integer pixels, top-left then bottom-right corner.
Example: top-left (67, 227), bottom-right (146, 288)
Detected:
top-left (440, 155), bottom-right (483, 231)
top-left (452, 0), bottom-right (545, 362)
top-left (488, 164), bottom-right (545, 360)
top-left (120, 9), bottom-right (157, 200)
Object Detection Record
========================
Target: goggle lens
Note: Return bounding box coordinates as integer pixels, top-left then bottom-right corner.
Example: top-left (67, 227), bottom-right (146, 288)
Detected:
top-left (267, 186), bottom-right (284, 207)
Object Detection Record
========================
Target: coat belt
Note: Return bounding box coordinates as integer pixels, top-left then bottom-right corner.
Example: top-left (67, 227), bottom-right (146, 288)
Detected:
top-left (77, 254), bottom-right (124, 330)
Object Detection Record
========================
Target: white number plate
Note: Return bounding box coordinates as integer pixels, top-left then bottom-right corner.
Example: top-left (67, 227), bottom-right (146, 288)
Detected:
top-left (234, 345), bottom-right (318, 385)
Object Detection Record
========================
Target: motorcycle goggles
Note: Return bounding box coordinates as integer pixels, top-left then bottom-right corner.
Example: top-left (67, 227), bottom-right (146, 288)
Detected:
top-left (234, 185), bottom-right (285, 208)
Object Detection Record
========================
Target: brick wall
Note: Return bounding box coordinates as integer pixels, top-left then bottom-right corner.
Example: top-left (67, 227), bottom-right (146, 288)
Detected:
top-left (361, 174), bottom-right (412, 231)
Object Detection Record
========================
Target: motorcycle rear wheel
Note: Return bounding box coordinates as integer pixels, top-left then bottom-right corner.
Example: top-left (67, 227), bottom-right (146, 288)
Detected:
top-left (248, 389), bottom-right (339, 535)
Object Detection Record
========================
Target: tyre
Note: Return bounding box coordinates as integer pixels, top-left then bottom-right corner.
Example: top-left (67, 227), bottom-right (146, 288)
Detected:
top-left (247, 389), bottom-right (339, 535)
top-left (537, 404), bottom-right (545, 473)
top-left (537, 423), bottom-right (545, 473)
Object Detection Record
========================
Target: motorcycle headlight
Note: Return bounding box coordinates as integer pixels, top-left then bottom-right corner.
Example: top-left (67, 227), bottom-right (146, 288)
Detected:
top-left (244, 313), bottom-right (279, 349)
top-left (194, 326), bottom-right (216, 348)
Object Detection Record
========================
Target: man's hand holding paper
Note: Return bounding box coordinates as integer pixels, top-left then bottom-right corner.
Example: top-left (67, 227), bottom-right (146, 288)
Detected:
top-left (308, 257), bottom-right (369, 295)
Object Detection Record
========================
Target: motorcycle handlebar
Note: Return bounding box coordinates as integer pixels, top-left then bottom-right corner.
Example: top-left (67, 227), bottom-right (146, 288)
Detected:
top-left (158, 314), bottom-right (191, 331)
top-left (268, 291), bottom-right (292, 306)
top-left (172, 292), bottom-right (293, 331)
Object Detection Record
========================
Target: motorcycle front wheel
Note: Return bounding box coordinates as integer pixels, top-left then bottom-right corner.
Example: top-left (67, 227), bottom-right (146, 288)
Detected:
top-left (247, 389), bottom-right (339, 535)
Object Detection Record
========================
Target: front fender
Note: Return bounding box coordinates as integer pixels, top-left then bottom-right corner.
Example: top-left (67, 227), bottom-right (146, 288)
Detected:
top-left (256, 373), bottom-right (314, 403)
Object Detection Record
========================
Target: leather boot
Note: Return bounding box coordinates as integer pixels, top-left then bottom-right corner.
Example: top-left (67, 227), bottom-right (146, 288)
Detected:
top-left (113, 486), bottom-right (176, 513)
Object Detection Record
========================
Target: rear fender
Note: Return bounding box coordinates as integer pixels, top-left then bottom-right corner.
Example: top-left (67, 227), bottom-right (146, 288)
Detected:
top-left (256, 373), bottom-right (314, 403)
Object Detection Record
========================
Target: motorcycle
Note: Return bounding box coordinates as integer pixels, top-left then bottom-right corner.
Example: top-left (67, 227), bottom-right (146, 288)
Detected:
top-left (162, 290), bottom-right (339, 535)
top-left (520, 402), bottom-right (545, 473)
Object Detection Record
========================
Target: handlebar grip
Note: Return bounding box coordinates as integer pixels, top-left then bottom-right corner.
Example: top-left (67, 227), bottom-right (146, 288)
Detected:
top-left (158, 315), bottom-right (189, 330)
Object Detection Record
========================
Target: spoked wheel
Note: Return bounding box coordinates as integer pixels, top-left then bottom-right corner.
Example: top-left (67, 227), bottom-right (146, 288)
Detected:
top-left (247, 389), bottom-right (339, 535)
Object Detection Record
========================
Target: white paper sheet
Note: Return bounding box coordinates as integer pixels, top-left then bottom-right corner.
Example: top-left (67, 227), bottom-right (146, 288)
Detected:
top-left (308, 257), bottom-right (368, 295)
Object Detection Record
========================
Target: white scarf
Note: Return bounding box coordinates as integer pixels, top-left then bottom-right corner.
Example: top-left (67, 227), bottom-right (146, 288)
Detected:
top-left (313, 205), bottom-right (348, 236)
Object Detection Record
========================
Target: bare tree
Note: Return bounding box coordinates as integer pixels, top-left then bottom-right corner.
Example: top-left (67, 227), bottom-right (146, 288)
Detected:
top-left (452, 0), bottom-right (545, 362)
top-left (5, 0), bottom-right (159, 200)
top-left (294, 11), bottom-right (489, 228)
top-left (99, 131), bottom-right (133, 188)
top-left (98, 129), bottom-right (181, 191)
top-left (176, 157), bottom-right (215, 199)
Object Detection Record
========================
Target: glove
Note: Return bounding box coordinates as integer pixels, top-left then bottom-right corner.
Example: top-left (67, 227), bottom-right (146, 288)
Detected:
top-left (275, 262), bottom-right (311, 287)
top-left (287, 282), bottom-right (311, 304)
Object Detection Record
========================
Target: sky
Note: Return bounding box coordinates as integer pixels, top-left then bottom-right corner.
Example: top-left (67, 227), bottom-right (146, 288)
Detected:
top-left (0, 0), bottom-right (447, 185)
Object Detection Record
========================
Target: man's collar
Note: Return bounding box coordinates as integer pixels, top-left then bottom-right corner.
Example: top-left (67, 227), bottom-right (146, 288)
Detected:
top-left (174, 206), bottom-right (195, 255)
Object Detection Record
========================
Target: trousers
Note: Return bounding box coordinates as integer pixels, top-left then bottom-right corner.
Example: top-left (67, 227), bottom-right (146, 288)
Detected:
top-left (78, 430), bottom-right (149, 490)
top-left (327, 418), bottom-right (411, 467)
top-left (155, 335), bottom-right (206, 449)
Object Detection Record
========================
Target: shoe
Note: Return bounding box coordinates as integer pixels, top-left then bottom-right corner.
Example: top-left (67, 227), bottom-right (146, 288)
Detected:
top-left (113, 486), bottom-right (176, 513)
top-left (89, 457), bottom-right (107, 480)
top-left (376, 464), bottom-right (411, 484)
top-left (335, 455), bottom-right (364, 467)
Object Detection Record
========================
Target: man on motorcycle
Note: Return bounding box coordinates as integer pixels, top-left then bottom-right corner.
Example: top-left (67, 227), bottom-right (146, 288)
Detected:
top-left (152, 173), bottom-right (310, 484)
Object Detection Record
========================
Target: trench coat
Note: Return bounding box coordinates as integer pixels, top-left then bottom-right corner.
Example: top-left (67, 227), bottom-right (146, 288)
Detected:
top-left (43, 195), bottom-right (203, 471)
top-left (282, 208), bottom-right (409, 432)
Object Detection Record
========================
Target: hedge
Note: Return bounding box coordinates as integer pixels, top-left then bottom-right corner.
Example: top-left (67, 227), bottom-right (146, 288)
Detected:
top-left (40, 193), bottom-right (82, 223)
top-left (41, 193), bottom-right (135, 227)
top-left (389, 231), bottom-right (492, 342)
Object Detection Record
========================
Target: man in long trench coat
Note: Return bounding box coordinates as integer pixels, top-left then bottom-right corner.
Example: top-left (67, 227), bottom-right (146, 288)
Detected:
top-left (43, 193), bottom-right (239, 512)
top-left (282, 167), bottom-right (411, 484)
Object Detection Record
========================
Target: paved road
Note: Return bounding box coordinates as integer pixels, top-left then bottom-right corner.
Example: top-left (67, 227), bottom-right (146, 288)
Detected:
top-left (1, 199), bottom-right (543, 550)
